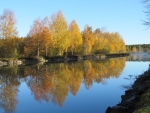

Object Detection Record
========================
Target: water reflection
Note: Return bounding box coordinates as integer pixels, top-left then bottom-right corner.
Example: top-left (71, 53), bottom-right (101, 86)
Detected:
top-left (0, 66), bottom-right (20, 113)
top-left (127, 52), bottom-right (150, 61)
top-left (122, 75), bottom-right (136, 90)
top-left (0, 57), bottom-right (126, 113)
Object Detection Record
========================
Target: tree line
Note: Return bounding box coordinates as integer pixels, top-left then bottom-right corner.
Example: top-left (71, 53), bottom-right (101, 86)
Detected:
top-left (126, 44), bottom-right (150, 52)
top-left (0, 9), bottom-right (127, 58)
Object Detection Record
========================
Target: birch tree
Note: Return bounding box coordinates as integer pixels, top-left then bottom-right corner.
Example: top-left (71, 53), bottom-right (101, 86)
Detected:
top-left (50, 10), bottom-right (69, 56)
top-left (0, 9), bottom-right (17, 39)
top-left (82, 25), bottom-right (95, 55)
top-left (0, 9), bottom-right (18, 57)
top-left (68, 20), bottom-right (82, 55)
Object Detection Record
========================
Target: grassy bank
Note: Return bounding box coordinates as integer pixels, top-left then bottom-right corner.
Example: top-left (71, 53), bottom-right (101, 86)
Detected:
top-left (134, 68), bottom-right (150, 113)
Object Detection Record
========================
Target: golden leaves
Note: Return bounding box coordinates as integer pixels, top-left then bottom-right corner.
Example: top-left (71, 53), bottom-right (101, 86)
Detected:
top-left (69, 20), bottom-right (82, 55)
top-left (0, 9), bottom-right (127, 58)
top-left (25, 18), bottom-right (52, 57)
top-left (0, 9), bottom-right (18, 39)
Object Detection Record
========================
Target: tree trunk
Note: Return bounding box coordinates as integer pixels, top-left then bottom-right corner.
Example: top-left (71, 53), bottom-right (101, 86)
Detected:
top-left (66, 48), bottom-right (68, 57)
top-left (71, 49), bottom-right (74, 55)
top-left (45, 47), bottom-right (47, 56)
top-left (37, 45), bottom-right (39, 58)
top-left (58, 49), bottom-right (61, 56)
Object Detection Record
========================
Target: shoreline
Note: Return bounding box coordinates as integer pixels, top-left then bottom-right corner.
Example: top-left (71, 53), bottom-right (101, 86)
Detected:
top-left (105, 66), bottom-right (150, 113)
top-left (0, 53), bottom-right (130, 66)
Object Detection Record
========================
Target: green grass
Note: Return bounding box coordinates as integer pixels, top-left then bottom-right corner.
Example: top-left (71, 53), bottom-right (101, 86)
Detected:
top-left (133, 70), bottom-right (150, 113)
top-left (134, 107), bottom-right (150, 113)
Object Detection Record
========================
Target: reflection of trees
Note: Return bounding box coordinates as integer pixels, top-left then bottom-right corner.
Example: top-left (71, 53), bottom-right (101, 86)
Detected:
top-left (83, 61), bottom-right (95, 89)
top-left (26, 58), bottom-right (126, 107)
top-left (50, 64), bottom-right (71, 107)
top-left (107, 58), bottom-right (126, 78)
top-left (0, 66), bottom-right (20, 113)
top-left (0, 57), bottom-right (126, 112)
top-left (132, 55), bottom-right (137, 61)
top-left (25, 65), bottom-right (53, 102)
top-left (83, 57), bottom-right (126, 89)
top-left (127, 53), bottom-right (150, 61)
top-left (69, 63), bottom-right (83, 96)
top-left (26, 63), bottom-right (83, 107)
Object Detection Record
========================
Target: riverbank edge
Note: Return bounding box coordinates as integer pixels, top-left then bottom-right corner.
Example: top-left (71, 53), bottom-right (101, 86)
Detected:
top-left (0, 53), bottom-right (129, 66)
top-left (105, 66), bottom-right (150, 113)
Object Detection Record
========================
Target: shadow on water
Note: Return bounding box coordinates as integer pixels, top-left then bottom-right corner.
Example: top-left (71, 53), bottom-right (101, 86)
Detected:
top-left (121, 75), bottom-right (138, 90)
top-left (0, 57), bottom-right (127, 113)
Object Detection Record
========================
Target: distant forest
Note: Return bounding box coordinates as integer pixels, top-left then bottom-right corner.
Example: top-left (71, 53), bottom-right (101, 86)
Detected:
top-left (126, 44), bottom-right (150, 52)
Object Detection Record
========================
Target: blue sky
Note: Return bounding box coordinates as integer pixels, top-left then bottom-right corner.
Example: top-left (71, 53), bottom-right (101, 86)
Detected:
top-left (0, 0), bottom-right (149, 45)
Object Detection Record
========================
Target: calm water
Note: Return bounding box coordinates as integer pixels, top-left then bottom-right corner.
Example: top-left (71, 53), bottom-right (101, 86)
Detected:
top-left (0, 54), bottom-right (150, 113)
